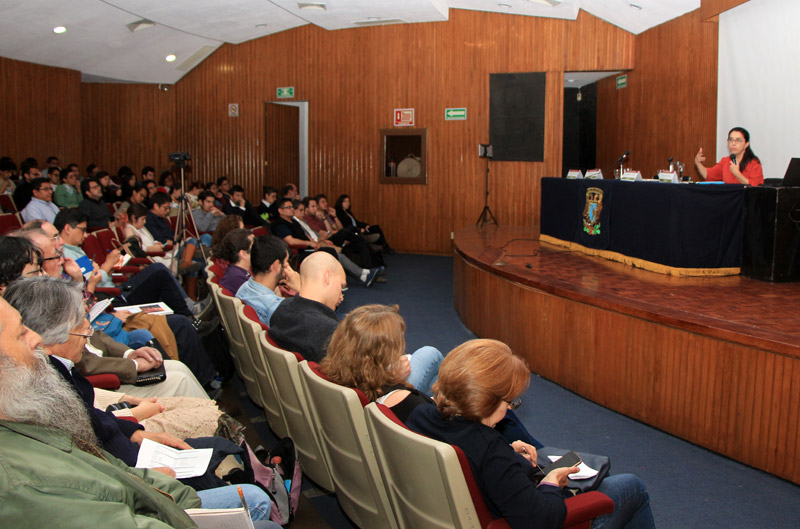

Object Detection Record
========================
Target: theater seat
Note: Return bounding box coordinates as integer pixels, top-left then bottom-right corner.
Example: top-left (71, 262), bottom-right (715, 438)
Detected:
top-left (85, 373), bottom-right (121, 390)
top-left (363, 403), bottom-right (615, 529)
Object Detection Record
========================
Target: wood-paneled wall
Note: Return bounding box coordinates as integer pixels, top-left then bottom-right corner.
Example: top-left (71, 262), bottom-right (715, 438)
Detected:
top-left (0, 57), bottom-right (82, 170)
top-left (596, 8), bottom-right (719, 180)
top-left (80, 83), bottom-right (177, 178)
top-left (173, 9), bottom-right (634, 253)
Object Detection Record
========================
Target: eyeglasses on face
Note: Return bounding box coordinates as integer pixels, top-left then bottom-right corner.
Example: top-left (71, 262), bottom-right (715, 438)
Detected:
top-left (507, 397), bottom-right (522, 410)
top-left (727, 137), bottom-right (745, 144)
top-left (69, 326), bottom-right (94, 339)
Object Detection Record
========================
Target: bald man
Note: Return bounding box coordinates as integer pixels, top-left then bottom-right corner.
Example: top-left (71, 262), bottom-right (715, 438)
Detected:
top-left (267, 252), bottom-right (347, 362)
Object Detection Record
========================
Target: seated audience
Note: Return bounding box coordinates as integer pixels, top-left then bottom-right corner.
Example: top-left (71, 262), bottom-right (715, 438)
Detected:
top-left (335, 193), bottom-right (393, 253)
top-left (216, 228), bottom-right (253, 294)
top-left (258, 186), bottom-right (279, 223)
top-left (0, 295), bottom-right (278, 527)
top-left (223, 184), bottom-right (269, 228)
top-left (53, 164), bottom-right (81, 207)
top-left (20, 177), bottom-right (59, 223)
top-left (0, 236), bottom-right (43, 292)
top-left (158, 170), bottom-right (174, 191)
top-left (141, 165), bottom-right (156, 181)
top-left (236, 235), bottom-right (301, 325)
top-left (0, 156), bottom-right (17, 196)
top-left (320, 304), bottom-right (443, 398)
top-left (210, 214), bottom-right (245, 273)
top-left (217, 176), bottom-right (232, 201)
top-left (405, 339), bottom-right (655, 529)
top-left (12, 159), bottom-right (40, 211)
top-left (117, 166), bottom-right (136, 203)
top-left (98, 170), bottom-right (122, 204)
top-left (41, 156), bottom-right (60, 180)
top-left (125, 203), bottom-right (180, 274)
top-left (303, 195), bottom-right (375, 268)
top-left (46, 166), bottom-right (61, 187)
top-left (78, 177), bottom-right (113, 229)
top-left (192, 190), bottom-right (225, 244)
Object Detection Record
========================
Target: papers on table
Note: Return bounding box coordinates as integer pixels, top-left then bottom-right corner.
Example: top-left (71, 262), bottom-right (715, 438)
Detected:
top-left (135, 438), bottom-right (212, 479)
top-left (185, 508), bottom-right (255, 529)
top-left (547, 454), bottom-right (599, 480)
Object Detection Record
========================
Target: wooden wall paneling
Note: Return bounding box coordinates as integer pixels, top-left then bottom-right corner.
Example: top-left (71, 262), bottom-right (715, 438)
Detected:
top-left (80, 83), bottom-right (176, 178)
top-left (596, 9), bottom-right (718, 180)
top-left (0, 57), bottom-right (82, 170)
top-left (453, 253), bottom-right (800, 483)
top-left (699, 0), bottom-right (750, 20)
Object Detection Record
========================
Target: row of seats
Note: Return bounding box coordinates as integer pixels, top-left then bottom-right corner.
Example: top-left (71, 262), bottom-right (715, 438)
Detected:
top-left (205, 262), bottom-right (614, 529)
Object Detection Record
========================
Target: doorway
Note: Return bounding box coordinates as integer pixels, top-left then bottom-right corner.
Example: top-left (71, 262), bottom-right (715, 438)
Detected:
top-left (264, 101), bottom-right (309, 196)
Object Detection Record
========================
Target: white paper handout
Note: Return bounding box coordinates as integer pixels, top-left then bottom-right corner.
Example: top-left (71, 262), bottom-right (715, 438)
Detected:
top-left (185, 508), bottom-right (255, 529)
top-left (135, 438), bottom-right (213, 479)
top-left (547, 454), bottom-right (599, 480)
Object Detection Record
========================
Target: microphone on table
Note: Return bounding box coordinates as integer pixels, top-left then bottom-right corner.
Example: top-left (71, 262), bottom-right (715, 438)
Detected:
top-left (729, 154), bottom-right (737, 165)
top-left (616, 150), bottom-right (630, 165)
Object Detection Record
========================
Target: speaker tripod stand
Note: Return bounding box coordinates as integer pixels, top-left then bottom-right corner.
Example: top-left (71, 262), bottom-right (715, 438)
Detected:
top-left (476, 155), bottom-right (497, 227)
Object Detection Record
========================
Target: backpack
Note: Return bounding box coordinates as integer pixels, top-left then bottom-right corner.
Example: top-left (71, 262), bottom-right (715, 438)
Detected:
top-left (242, 438), bottom-right (302, 525)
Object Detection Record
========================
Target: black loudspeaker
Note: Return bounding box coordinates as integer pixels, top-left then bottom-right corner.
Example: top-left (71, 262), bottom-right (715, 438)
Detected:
top-left (489, 72), bottom-right (546, 162)
top-left (741, 186), bottom-right (800, 282)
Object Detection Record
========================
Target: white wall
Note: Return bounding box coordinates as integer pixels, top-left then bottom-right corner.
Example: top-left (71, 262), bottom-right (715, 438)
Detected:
top-left (718, 0), bottom-right (800, 180)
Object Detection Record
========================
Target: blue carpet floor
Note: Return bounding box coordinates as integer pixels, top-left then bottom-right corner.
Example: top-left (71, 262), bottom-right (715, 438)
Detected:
top-left (246, 253), bottom-right (800, 529)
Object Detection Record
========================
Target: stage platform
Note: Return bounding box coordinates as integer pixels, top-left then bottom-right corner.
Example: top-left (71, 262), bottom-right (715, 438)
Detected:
top-left (454, 225), bottom-right (800, 484)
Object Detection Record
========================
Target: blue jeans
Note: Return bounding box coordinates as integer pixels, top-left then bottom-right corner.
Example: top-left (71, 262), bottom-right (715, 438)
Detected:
top-left (126, 328), bottom-right (154, 349)
top-left (406, 346), bottom-right (443, 395)
top-left (197, 484), bottom-right (272, 521)
top-left (592, 474), bottom-right (655, 529)
top-left (199, 233), bottom-right (213, 247)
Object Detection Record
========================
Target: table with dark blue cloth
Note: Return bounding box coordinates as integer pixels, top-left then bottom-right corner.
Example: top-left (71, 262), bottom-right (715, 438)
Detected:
top-left (540, 177), bottom-right (745, 268)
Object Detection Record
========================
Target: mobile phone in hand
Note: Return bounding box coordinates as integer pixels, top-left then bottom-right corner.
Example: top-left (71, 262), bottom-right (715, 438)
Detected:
top-left (543, 451), bottom-right (582, 474)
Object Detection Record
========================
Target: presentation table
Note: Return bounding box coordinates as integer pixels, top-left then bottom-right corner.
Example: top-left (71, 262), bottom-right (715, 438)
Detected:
top-left (540, 177), bottom-right (745, 270)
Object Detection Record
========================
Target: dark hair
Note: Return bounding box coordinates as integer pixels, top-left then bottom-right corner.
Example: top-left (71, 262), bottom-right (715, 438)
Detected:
top-left (250, 235), bottom-right (289, 276)
top-left (216, 176), bottom-right (229, 186)
top-left (141, 166), bottom-right (155, 177)
top-left (230, 185), bottom-right (244, 195)
top-left (0, 157), bottom-right (16, 173)
top-left (301, 196), bottom-right (315, 209)
top-left (277, 197), bottom-right (293, 209)
top-left (728, 127), bottom-right (760, 172)
top-left (215, 228), bottom-right (252, 264)
top-left (128, 203), bottom-right (149, 221)
top-left (65, 163), bottom-right (79, 173)
top-left (96, 170), bottom-right (110, 181)
top-left (313, 193), bottom-right (328, 204)
top-left (53, 208), bottom-right (88, 233)
top-left (292, 199), bottom-right (303, 210)
top-left (20, 159), bottom-right (38, 177)
top-left (279, 184), bottom-right (294, 197)
top-left (0, 236), bottom-right (42, 289)
top-left (198, 190), bottom-right (215, 203)
top-left (158, 170), bottom-right (173, 186)
top-left (189, 180), bottom-right (203, 191)
top-left (30, 177), bottom-right (51, 192)
top-left (46, 156), bottom-right (59, 165)
top-left (133, 181), bottom-right (149, 193)
top-left (148, 191), bottom-right (170, 208)
top-left (211, 215), bottom-right (245, 249)
top-left (117, 165), bottom-right (134, 179)
top-left (86, 163), bottom-right (98, 175)
top-left (334, 194), bottom-right (351, 213)
top-left (80, 177), bottom-right (100, 198)
top-left (263, 186), bottom-right (278, 198)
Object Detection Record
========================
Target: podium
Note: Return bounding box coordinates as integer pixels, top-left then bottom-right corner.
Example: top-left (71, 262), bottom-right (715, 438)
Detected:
top-left (741, 186), bottom-right (800, 282)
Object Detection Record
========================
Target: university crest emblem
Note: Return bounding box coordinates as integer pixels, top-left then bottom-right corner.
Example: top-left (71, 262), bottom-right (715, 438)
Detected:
top-left (582, 187), bottom-right (603, 235)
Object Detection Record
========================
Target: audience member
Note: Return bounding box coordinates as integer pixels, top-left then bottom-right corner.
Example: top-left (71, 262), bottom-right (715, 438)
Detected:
top-left (12, 159), bottom-right (41, 211)
top-left (303, 196), bottom-right (374, 268)
top-left (258, 186), bottom-right (279, 222)
top-left (223, 184), bottom-right (269, 228)
top-left (40, 155), bottom-right (60, 180)
top-left (78, 177), bottom-right (113, 228)
top-left (141, 165), bottom-right (156, 181)
top-left (20, 177), bottom-right (59, 223)
top-left (54, 164), bottom-right (80, 207)
top-left (46, 166), bottom-right (61, 187)
top-left (216, 228), bottom-right (253, 294)
top-left (0, 157), bottom-right (16, 196)
top-left (236, 235), bottom-right (301, 325)
top-left (98, 170), bottom-right (122, 203)
top-left (0, 236), bottom-right (42, 292)
top-left (405, 339), bottom-right (655, 529)
top-left (86, 163), bottom-right (101, 178)
top-left (210, 215), bottom-right (245, 273)
top-left (192, 190), bottom-right (224, 244)
top-left (124, 203), bottom-right (177, 274)
top-left (335, 193), bottom-right (393, 253)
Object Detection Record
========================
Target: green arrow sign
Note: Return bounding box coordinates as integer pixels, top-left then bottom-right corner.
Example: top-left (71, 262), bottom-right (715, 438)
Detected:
top-left (445, 107), bottom-right (467, 121)
top-left (616, 75), bottom-right (627, 89)
top-left (277, 87), bottom-right (295, 99)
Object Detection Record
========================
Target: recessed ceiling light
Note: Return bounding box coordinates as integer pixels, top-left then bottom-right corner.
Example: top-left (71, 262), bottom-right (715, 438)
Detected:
top-left (498, 2), bottom-right (512, 8)
top-left (629, 3), bottom-right (642, 9)
top-left (53, 26), bottom-right (67, 34)
top-left (255, 23), bottom-right (268, 28)
top-left (567, 79), bottom-right (576, 83)
top-left (165, 54), bottom-right (177, 63)
top-left (298, 2), bottom-right (326, 10)
top-left (367, 17), bottom-right (380, 20)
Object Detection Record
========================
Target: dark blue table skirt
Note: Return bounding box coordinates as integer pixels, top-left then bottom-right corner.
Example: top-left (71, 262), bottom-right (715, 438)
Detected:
top-left (540, 177), bottom-right (744, 268)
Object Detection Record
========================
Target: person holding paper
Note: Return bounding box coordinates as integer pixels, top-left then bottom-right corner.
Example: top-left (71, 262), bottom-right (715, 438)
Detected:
top-left (694, 126), bottom-right (763, 185)
top-left (405, 339), bottom-right (655, 529)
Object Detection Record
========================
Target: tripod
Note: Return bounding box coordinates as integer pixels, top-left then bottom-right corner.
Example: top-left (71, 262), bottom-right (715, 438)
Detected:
top-left (476, 155), bottom-right (497, 227)
top-left (168, 153), bottom-right (208, 298)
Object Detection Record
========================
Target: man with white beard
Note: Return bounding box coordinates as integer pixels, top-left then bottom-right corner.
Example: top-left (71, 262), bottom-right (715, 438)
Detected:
top-left (0, 296), bottom-right (279, 528)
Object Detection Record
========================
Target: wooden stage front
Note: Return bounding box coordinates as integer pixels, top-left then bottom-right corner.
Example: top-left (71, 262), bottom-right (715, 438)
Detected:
top-left (454, 225), bottom-right (800, 484)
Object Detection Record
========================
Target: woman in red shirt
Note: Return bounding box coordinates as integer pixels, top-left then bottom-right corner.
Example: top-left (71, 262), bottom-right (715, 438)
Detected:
top-left (695, 126), bottom-right (763, 185)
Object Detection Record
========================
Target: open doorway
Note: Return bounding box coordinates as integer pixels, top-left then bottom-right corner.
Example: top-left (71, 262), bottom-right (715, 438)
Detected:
top-left (561, 72), bottom-right (620, 177)
top-left (264, 101), bottom-right (309, 196)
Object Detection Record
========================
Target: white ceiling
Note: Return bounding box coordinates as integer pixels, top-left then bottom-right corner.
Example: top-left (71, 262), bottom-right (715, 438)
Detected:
top-left (0, 0), bottom-right (699, 84)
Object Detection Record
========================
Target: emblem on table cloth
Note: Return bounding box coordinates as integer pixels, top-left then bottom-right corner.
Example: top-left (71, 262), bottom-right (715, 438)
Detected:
top-left (582, 187), bottom-right (603, 235)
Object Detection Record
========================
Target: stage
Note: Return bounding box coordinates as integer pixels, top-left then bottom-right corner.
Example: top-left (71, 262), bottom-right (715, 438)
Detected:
top-left (454, 225), bottom-right (800, 484)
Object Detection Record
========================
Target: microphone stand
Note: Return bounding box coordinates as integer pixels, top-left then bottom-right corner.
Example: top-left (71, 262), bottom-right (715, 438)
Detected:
top-left (476, 155), bottom-right (497, 227)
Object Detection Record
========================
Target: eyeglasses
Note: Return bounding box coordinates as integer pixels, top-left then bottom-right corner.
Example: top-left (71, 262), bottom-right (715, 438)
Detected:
top-left (42, 249), bottom-right (64, 262)
top-left (507, 397), bottom-right (522, 410)
top-left (727, 137), bottom-right (745, 144)
top-left (280, 206), bottom-right (294, 210)
top-left (69, 326), bottom-right (94, 339)
top-left (24, 267), bottom-right (44, 276)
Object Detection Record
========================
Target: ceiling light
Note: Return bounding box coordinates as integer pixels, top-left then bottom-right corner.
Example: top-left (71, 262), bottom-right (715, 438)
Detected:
top-left (567, 79), bottom-right (576, 83)
top-left (629, 3), bottom-right (642, 9)
top-left (53, 26), bottom-right (67, 34)
top-left (255, 23), bottom-right (268, 28)
top-left (165, 54), bottom-right (177, 62)
top-left (298, 2), bottom-right (326, 10)
top-left (527, 0), bottom-right (563, 5)
top-left (498, 3), bottom-right (512, 8)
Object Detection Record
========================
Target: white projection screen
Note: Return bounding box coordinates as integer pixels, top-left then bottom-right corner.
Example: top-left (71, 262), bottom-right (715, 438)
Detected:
top-left (718, 0), bottom-right (800, 180)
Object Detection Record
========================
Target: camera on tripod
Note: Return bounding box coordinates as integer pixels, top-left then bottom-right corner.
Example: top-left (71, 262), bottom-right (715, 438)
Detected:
top-left (169, 152), bottom-right (191, 168)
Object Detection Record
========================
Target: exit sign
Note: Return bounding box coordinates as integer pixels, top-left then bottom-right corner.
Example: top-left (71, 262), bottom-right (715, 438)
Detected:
top-left (616, 75), bottom-right (627, 89)
top-left (445, 107), bottom-right (467, 121)
top-left (277, 86), bottom-right (295, 99)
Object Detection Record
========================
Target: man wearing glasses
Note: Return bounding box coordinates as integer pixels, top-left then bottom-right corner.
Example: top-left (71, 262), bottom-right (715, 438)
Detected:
top-left (78, 177), bottom-right (114, 229)
top-left (20, 178), bottom-right (60, 223)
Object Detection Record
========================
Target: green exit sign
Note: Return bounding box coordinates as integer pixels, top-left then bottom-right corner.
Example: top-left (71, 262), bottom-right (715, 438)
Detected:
top-left (616, 75), bottom-right (627, 89)
top-left (445, 107), bottom-right (467, 121)
top-left (277, 87), bottom-right (295, 99)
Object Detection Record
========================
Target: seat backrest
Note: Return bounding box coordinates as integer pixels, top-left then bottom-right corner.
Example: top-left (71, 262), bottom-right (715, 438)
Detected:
top-left (81, 233), bottom-right (106, 265)
top-left (298, 362), bottom-right (397, 529)
top-left (209, 262), bottom-right (225, 278)
top-left (94, 228), bottom-right (119, 254)
top-left (0, 195), bottom-right (17, 213)
top-left (237, 302), bottom-right (289, 439)
top-left (0, 213), bottom-right (22, 235)
top-left (364, 402), bottom-right (489, 529)
top-left (260, 340), bottom-right (334, 492)
top-left (215, 289), bottom-right (260, 402)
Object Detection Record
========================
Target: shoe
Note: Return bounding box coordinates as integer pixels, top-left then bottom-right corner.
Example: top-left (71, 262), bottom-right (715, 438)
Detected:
top-left (179, 262), bottom-right (202, 276)
top-left (191, 295), bottom-right (214, 319)
top-left (364, 266), bottom-right (384, 287)
top-left (193, 315), bottom-right (220, 336)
